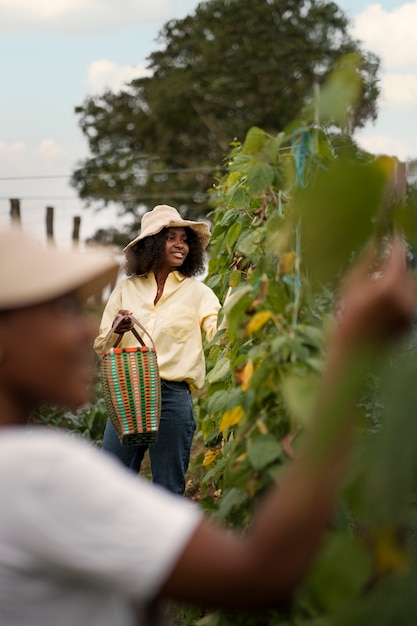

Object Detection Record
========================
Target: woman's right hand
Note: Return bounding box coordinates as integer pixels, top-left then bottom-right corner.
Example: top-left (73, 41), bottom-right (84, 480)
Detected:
top-left (113, 309), bottom-right (134, 334)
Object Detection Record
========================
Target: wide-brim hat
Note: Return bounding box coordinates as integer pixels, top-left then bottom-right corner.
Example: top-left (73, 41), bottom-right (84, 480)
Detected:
top-left (0, 227), bottom-right (119, 310)
top-left (124, 204), bottom-right (211, 252)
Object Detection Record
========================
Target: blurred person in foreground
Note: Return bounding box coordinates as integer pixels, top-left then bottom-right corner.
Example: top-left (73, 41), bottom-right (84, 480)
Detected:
top-left (94, 204), bottom-right (221, 495)
top-left (0, 227), bottom-right (414, 626)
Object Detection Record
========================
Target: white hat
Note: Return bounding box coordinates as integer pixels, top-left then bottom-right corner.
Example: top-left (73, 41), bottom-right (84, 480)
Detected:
top-left (0, 228), bottom-right (119, 310)
top-left (124, 204), bottom-right (211, 252)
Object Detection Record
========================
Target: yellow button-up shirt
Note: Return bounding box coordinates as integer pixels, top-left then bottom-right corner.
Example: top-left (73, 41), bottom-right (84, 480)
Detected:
top-left (94, 271), bottom-right (221, 390)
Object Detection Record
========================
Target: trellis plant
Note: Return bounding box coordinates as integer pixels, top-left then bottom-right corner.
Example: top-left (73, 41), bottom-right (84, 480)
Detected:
top-left (192, 65), bottom-right (417, 625)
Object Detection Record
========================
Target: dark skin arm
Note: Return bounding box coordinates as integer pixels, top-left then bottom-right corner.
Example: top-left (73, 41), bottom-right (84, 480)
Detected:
top-left (158, 239), bottom-right (416, 610)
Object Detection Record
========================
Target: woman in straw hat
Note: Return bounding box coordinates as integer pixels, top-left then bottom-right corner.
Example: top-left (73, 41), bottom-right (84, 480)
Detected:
top-left (0, 227), bottom-right (414, 625)
top-left (94, 205), bottom-right (221, 495)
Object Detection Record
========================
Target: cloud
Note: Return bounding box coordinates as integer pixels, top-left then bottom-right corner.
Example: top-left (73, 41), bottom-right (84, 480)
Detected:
top-left (0, 141), bottom-right (26, 156)
top-left (351, 3), bottom-right (417, 161)
top-left (0, 139), bottom-right (70, 176)
top-left (352, 2), bottom-right (417, 70)
top-left (381, 73), bottom-right (417, 107)
top-left (355, 133), bottom-right (412, 161)
top-left (0, 0), bottom-right (186, 34)
top-left (87, 60), bottom-right (151, 94)
top-left (36, 139), bottom-right (65, 158)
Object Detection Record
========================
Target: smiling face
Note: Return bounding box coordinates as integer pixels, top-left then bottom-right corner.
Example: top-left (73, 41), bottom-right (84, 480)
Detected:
top-left (160, 227), bottom-right (189, 272)
top-left (0, 293), bottom-right (96, 421)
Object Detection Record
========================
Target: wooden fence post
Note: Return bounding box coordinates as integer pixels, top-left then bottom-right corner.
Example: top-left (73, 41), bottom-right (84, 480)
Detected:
top-left (395, 159), bottom-right (407, 202)
top-left (10, 199), bottom-right (21, 226)
top-left (72, 216), bottom-right (81, 249)
top-left (46, 206), bottom-right (55, 245)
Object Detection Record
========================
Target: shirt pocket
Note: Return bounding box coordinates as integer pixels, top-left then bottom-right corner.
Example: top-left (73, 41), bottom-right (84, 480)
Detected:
top-left (161, 304), bottom-right (196, 343)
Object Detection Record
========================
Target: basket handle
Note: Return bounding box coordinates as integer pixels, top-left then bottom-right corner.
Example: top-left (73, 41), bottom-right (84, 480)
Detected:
top-left (101, 313), bottom-right (156, 356)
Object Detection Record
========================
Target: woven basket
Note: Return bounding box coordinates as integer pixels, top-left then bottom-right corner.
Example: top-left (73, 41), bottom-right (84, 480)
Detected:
top-left (100, 313), bottom-right (161, 446)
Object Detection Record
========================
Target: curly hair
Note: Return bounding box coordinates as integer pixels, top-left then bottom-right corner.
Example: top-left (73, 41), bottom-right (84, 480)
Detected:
top-left (125, 227), bottom-right (206, 277)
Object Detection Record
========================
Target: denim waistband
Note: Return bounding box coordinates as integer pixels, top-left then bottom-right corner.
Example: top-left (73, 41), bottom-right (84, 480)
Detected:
top-left (160, 379), bottom-right (190, 391)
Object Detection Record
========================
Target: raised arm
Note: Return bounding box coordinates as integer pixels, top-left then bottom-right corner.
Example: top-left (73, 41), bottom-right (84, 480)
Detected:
top-left (160, 239), bottom-right (416, 609)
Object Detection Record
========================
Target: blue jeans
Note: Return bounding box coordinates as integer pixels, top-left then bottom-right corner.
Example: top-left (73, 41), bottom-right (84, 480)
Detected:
top-left (102, 380), bottom-right (196, 495)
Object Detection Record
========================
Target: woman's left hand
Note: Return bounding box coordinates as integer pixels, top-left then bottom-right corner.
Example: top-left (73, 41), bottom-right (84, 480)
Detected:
top-left (113, 310), bottom-right (134, 334)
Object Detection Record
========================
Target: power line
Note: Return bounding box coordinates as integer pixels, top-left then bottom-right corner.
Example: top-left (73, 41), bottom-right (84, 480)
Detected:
top-left (0, 195), bottom-right (80, 200)
top-left (0, 191), bottom-right (211, 202)
top-left (0, 166), bottom-right (226, 182)
top-left (0, 196), bottom-right (83, 201)
top-left (0, 175), bottom-right (70, 181)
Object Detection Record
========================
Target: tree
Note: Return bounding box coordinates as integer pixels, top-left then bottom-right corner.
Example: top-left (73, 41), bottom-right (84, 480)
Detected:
top-left (71, 0), bottom-right (380, 235)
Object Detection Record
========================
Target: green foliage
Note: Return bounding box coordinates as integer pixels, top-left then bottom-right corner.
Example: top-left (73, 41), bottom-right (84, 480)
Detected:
top-left (302, 533), bottom-right (372, 614)
top-left (294, 157), bottom-right (388, 285)
top-left (32, 375), bottom-right (108, 445)
top-left (189, 62), bottom-right (417, 622)
top-left (71, 0), bottom-right (380, 235)
top-left (197, 121), bottom-right (331, 544)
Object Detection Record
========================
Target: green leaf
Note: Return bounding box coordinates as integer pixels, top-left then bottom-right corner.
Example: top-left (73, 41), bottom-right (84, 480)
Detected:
top-left (206, 390), bottom-right (230, 415)
top-left (231, 153), bottom-right (252, 172)
top-left (316, 53), bottom-right (363, 127)
top-left (297, 324), bottom-right (325, 350)
top-left (241, 126), bottom-right (267, 155)
top-left (281, 374), bottom-right (319, 427)
top-left (221, 208), bottom-right (240, 227)
top-left (222, 285), bottom-right (253, 314)
top-left (247, 162), bottom-right (274, 195)
top-left (307, 533), bottom-right (372, 613)
top-left (236, 229), bottom-right (264, 257)
top-left (216, 487), bottom-right (247, 519)
top-left (247, 434), bottom-right (282, 470)
top-left (206, 274), bottom-right (222, 290)
top-left (294, 157), bottom-right (387, 284)
top-left (265, 132), bottom-right (285, 162)
top-left (207, 357), bottom-right (230, 384)
top-left (224, 221), bottom-right (241, 253)
top-left (232, 186), bottom-right (250, 209)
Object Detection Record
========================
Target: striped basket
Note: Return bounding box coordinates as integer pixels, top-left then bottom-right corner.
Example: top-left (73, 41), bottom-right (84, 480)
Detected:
top-left (100, 314), bottom-right (161, 446)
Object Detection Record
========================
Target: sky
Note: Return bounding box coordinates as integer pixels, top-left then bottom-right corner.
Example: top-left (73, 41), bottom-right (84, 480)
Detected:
top-left (0, 0), bottom-right (416, 245)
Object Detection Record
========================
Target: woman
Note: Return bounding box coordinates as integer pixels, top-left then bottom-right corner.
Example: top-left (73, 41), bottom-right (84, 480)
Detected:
top-left (0, 226), bottom-right (414, 626)
top-left (94, 204), bottom-right (221, 495)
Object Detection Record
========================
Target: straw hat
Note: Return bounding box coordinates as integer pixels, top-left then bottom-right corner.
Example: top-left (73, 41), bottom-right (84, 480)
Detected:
top-left (0, 227), bottom-right (119, 310)
top-left (124, 205), bottom-right (211, 252)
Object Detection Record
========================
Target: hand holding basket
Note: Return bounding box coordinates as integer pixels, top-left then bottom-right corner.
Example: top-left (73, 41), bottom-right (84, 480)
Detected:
top-left (100, 313), bottom-right (161, 446)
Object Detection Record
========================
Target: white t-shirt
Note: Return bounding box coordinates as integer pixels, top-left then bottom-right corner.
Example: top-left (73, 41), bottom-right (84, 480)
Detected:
top-left (0, 427), bottom-right (202, 626)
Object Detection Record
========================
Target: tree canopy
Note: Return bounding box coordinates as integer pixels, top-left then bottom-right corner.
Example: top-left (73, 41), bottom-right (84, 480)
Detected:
top-left (72, 0), bottom-right (380, 232)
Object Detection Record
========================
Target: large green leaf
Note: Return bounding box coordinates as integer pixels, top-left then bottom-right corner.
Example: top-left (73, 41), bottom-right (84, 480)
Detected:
top-left (242, 126), bottom-right (268, 155)
top-left (247, 162), bottom-right (274, 195)
top-left (207, 357), bottom-right (230, 384)
top-left (247, 434), bottom-right (282, 470)
top-left (236, 229), bottom-right (264, 257)
top-left (315, 54), bottom-right (363, 127)
top-left (307, 533), bottom-right (372, 613)
top-left (216, 488), bottom-right (247, 519)
top-left (294, 158), bottom-right (388, 284)
top-left (281, 373), bottom-right (319, 427)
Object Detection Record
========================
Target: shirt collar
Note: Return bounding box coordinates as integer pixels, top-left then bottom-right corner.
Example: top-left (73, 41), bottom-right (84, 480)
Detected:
top-left (171, 270), bottom-right (186, 282)
top-left (141, 270), bottom-right (186, 282)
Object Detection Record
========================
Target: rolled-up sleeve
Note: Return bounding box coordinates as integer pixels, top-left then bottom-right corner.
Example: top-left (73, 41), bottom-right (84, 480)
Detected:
top-left (199, 287), bottom-right (221, 342)
top-left (93, 283), bottom-right (123, 356)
